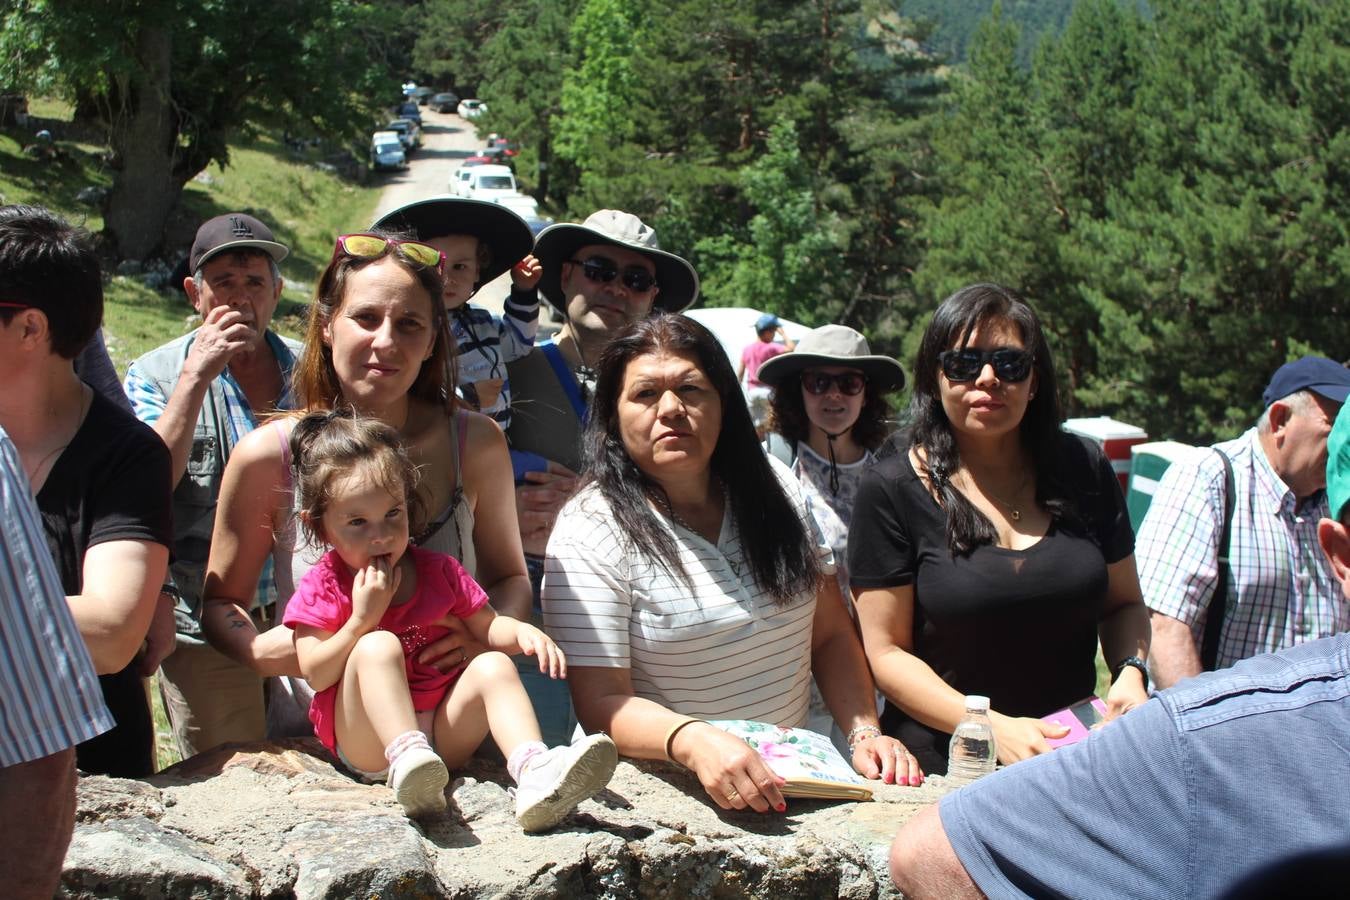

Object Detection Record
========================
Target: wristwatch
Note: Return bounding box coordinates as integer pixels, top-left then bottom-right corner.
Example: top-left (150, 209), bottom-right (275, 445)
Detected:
top-left (1111, 655), bottom-right (1150, 692)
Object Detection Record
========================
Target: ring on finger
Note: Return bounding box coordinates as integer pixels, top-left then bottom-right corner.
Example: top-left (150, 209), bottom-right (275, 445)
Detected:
top-left (725, 788), bottom-right (740, 802)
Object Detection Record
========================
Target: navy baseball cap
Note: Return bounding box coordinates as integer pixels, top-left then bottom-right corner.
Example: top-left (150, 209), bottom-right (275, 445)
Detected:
top-left (755, 313), bottom-right (780, 332)
top-left (1261, 356), bottom-right (1350, 408)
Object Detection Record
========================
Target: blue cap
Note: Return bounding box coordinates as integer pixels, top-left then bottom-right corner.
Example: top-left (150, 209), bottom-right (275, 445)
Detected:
top-left (754, 313), bottom-right (779, 332)
top-left (1261, 356), bottom-right (1350, 409)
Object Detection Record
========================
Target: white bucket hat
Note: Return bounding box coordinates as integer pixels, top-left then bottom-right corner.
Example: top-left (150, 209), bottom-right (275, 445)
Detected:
top-left (757, 324), bottom-right (905, 392)
top-left (533, 209), bottom-right (700, 313)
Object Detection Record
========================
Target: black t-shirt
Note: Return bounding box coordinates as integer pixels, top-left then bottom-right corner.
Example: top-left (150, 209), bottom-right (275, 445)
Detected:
top-left (847, 433), bottom-right (1133, 773)
top-left (37, 391), bottom-right (173, 777)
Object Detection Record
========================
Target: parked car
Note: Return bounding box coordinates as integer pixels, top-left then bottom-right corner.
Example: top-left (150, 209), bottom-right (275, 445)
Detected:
top-left (449, 167), bottom-right (473, 196)
top-left (385, 118), bottom-right (420, 151)
top-left (429, 92), bottom-right (460, 113)
top-left (493, 192), bottom-right (539, 220)
top-left (395, 101), bottom-right (422, 126)
top-left (412, 86), bottom-right (436, 105)
top-left (457, 98), bottom-right (487, 119)
top-left (461, 153), bottom-right (494, 167)
top-left (479, 146), bottom-right (515, 169)
top-left (521, 214), bottom-right (554, 237)
top-left (370, 131), bottom-right (407, 170)
top-left (486, 134), bottom-right (519, 156)
top-left (461, 164), bottom-right (518, 201)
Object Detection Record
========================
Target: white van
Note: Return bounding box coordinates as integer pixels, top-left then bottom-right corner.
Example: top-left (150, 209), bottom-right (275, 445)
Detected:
top-left (462, 165), bottom-right (518, 201)
top-left (370, 131), bottom-right (407, 170)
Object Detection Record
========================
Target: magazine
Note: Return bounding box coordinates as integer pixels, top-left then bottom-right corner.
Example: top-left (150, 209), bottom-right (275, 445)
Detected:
top-left (708, 720), bottom-right (874, 802)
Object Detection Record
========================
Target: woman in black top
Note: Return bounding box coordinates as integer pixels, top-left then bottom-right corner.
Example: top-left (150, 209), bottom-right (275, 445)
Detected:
top-left (849, 284), bottom-right (1151, 774)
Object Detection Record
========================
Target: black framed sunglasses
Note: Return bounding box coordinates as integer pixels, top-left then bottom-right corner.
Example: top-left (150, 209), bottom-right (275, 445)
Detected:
top-left (939, 348), bottom-right (1034, 383)
top-left (568, 256), bottom-right (659, 293)
top-left (801, 371), bottom-right (867, 396)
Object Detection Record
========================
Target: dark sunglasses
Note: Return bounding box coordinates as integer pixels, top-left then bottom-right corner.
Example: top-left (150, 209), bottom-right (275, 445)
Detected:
top-left (939, 348), bottom-right (1034, 383)
top-left (333, 233), bottom-right (445, 276)
top-left (568, 256), bottom-right (658, 293)
top-left (801, 371), bottom-right (866, 396)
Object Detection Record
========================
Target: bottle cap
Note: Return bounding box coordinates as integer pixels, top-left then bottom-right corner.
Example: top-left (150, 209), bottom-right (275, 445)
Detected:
top-left (964, 695), bottom-right (991, 711)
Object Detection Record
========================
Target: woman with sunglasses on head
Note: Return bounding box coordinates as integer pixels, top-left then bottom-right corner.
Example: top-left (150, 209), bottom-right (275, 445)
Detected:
top-left (543, 313), bottom-right (922, 817)
top-left (200, 230), bottom-right (533, 729)
top-left (849, 283), bottom-right (1151, 775)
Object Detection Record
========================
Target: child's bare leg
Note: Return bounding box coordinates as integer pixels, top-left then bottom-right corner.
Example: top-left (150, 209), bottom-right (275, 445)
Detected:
top-left (333, 630), bottom-right (421, 773)
top-left (433, 651), bottom-right (541, 768)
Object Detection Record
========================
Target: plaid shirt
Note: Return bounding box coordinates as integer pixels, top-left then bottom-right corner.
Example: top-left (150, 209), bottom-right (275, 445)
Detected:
top-left (124, 330), bottom-right (297, 614)
top-left (1138, 428), bottom-right (1348, 668)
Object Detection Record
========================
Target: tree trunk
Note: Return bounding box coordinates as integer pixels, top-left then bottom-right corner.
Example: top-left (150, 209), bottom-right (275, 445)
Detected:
top-left (103, 25), bottom-right (183, 261)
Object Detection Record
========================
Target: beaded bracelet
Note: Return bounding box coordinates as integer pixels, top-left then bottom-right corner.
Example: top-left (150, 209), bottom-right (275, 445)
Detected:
top-left (663, 717), bottom-right (702, 763)
top-left (846, 724), bottom-right (882, 750)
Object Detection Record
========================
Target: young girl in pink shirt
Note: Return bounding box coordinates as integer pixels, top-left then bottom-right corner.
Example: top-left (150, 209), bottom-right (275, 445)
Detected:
top-left (282, 409), bottom-right (615, 827)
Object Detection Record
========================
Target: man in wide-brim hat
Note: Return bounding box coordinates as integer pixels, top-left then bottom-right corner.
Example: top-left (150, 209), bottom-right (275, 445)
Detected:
top-left (504, 208), bottom-right (698, 745)
top-left (507, 209), bottom-right (699, 550)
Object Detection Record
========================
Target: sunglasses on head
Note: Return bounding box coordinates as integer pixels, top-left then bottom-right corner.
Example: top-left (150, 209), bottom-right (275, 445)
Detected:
top-left (568, 256), bottom-right (658, 293)
top-left (939, 348), bottom-right (1034, 383)
top-left (801, 371), bottom-right (866, 396)
top-left (333, 233), bottom-right (445, 276)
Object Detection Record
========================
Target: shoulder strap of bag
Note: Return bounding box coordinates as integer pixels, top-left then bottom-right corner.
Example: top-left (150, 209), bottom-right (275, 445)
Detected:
top-left (1199, 448), bottom-right (1236, 670)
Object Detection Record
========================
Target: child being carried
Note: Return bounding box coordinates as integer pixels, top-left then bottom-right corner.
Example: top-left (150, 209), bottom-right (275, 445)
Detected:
top-left (282, 408), bottom-right (616, 828)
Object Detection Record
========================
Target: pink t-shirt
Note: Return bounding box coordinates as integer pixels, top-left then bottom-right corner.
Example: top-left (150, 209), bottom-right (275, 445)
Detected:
top-left (283, 545), bottom-right (489, 752)
top-left (740, 340), bottom-right (786, 387)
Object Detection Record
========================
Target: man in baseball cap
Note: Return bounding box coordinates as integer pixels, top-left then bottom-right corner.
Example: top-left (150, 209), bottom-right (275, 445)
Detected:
top-left (122, 212), bottom-right (301, 758)
top-left (1139, 354), bottom-right (1350, 689)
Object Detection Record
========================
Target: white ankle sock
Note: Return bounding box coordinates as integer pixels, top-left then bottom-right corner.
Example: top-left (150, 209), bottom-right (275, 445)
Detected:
top-left (506, 740), bottom-right (547, 783)
top-left (384, 730), bottom-right (432, 769)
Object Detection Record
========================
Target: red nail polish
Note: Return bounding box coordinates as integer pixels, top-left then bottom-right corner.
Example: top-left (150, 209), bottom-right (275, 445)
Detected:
top-left (776, 803), bottom-right (786, 813)
top-left (910, 775), bottom-right (922, 786)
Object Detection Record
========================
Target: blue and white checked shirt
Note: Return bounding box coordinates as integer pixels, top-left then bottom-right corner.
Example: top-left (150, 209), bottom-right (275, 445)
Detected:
top-left (1138, 428), bottom-right (1348, 668)
top-left (124, 330), bottom-right (297, 614)
top-left (0, 427), bottom-right (113, 765)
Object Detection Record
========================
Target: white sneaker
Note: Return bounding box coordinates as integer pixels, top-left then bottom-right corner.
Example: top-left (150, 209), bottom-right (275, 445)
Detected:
top-left (388, 746), bottom-right (449, 818)
top-left (514, 733), bottom-right (618, 832)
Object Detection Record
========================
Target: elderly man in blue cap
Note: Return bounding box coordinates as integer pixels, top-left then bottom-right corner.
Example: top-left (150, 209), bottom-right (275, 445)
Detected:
top-left (1139, 355), bottom-right (1350, 688)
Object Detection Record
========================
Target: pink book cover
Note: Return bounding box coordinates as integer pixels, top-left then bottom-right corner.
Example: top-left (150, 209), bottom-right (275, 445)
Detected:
top-left (1041, 696), bottom-right (1107, 749)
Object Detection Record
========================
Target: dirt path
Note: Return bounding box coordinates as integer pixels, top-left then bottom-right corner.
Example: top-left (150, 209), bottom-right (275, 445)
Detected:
top-left (371, 108), bottom-right (513, 314)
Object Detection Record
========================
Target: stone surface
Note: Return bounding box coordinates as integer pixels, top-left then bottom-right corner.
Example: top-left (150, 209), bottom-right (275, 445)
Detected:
top-left (60, 739), bottom-right (949, 899)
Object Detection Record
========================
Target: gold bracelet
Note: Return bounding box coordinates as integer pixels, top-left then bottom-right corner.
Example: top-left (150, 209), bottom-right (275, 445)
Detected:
top-left (663, 717), bottom-right (701, 763)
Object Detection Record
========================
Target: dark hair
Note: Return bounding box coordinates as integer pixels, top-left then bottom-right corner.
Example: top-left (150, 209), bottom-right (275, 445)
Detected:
top-left (585, 313), bottom-right (820, 603)
top-left (909, 283), bottom-right (1074, 554)
top-left (289, 408), bottom-right (423, 546)
top-left (768, 373), bottom-right (893, 449)
top-left (292, 227), bottom-right (457, 412)
top-left (0, 204), bottom-right (102, 359)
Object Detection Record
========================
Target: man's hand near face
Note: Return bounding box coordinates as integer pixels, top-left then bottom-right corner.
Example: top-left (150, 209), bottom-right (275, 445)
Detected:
top-left (184, 304), bottom-right (256, 382)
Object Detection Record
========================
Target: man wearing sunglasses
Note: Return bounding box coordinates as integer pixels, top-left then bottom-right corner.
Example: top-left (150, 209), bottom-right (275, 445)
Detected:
top-left (123, 213), bottom-right (302, 759)
top-left (1139, 356), bottom-right (1350, 690)
top-left (500, 209), bottom-right (698, 743)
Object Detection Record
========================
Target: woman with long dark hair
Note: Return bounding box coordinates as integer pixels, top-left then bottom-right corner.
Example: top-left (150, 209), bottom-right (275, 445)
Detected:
top-left (850, 284), bottom-right (1151, 775)
top-left (200, 229), bottom-right (532, 731)
top-left (543, 313), bottom-right (920, 814)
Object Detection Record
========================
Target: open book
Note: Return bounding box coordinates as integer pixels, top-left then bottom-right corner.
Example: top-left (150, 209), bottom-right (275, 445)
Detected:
top-left (709, 720), bottom-right (874, 802)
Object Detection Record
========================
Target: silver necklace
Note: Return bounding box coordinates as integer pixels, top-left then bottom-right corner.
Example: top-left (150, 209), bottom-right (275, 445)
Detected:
top-left (960, 469), bottom-right (1032, 521)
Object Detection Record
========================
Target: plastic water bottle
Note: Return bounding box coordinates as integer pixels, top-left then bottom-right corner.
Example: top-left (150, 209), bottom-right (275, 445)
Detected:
top-left (947, 695), bottom-right (997, 785)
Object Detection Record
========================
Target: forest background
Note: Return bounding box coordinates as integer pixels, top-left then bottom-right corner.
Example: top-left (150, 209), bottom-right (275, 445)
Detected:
top-left (2, 0), bottom-right (1347, 443)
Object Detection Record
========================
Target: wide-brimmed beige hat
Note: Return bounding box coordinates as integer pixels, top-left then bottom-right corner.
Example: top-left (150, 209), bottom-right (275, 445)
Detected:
top-left (533, 209), bottom-right (700, 313)
top-left (757, 324), bottom-right (905, 392)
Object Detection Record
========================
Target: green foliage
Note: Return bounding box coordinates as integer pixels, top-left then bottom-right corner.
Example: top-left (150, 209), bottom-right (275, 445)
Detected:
top-left (916, 0), bottom-right (1350, 443)
top-left (1, 0), bottom-right (400, 257)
